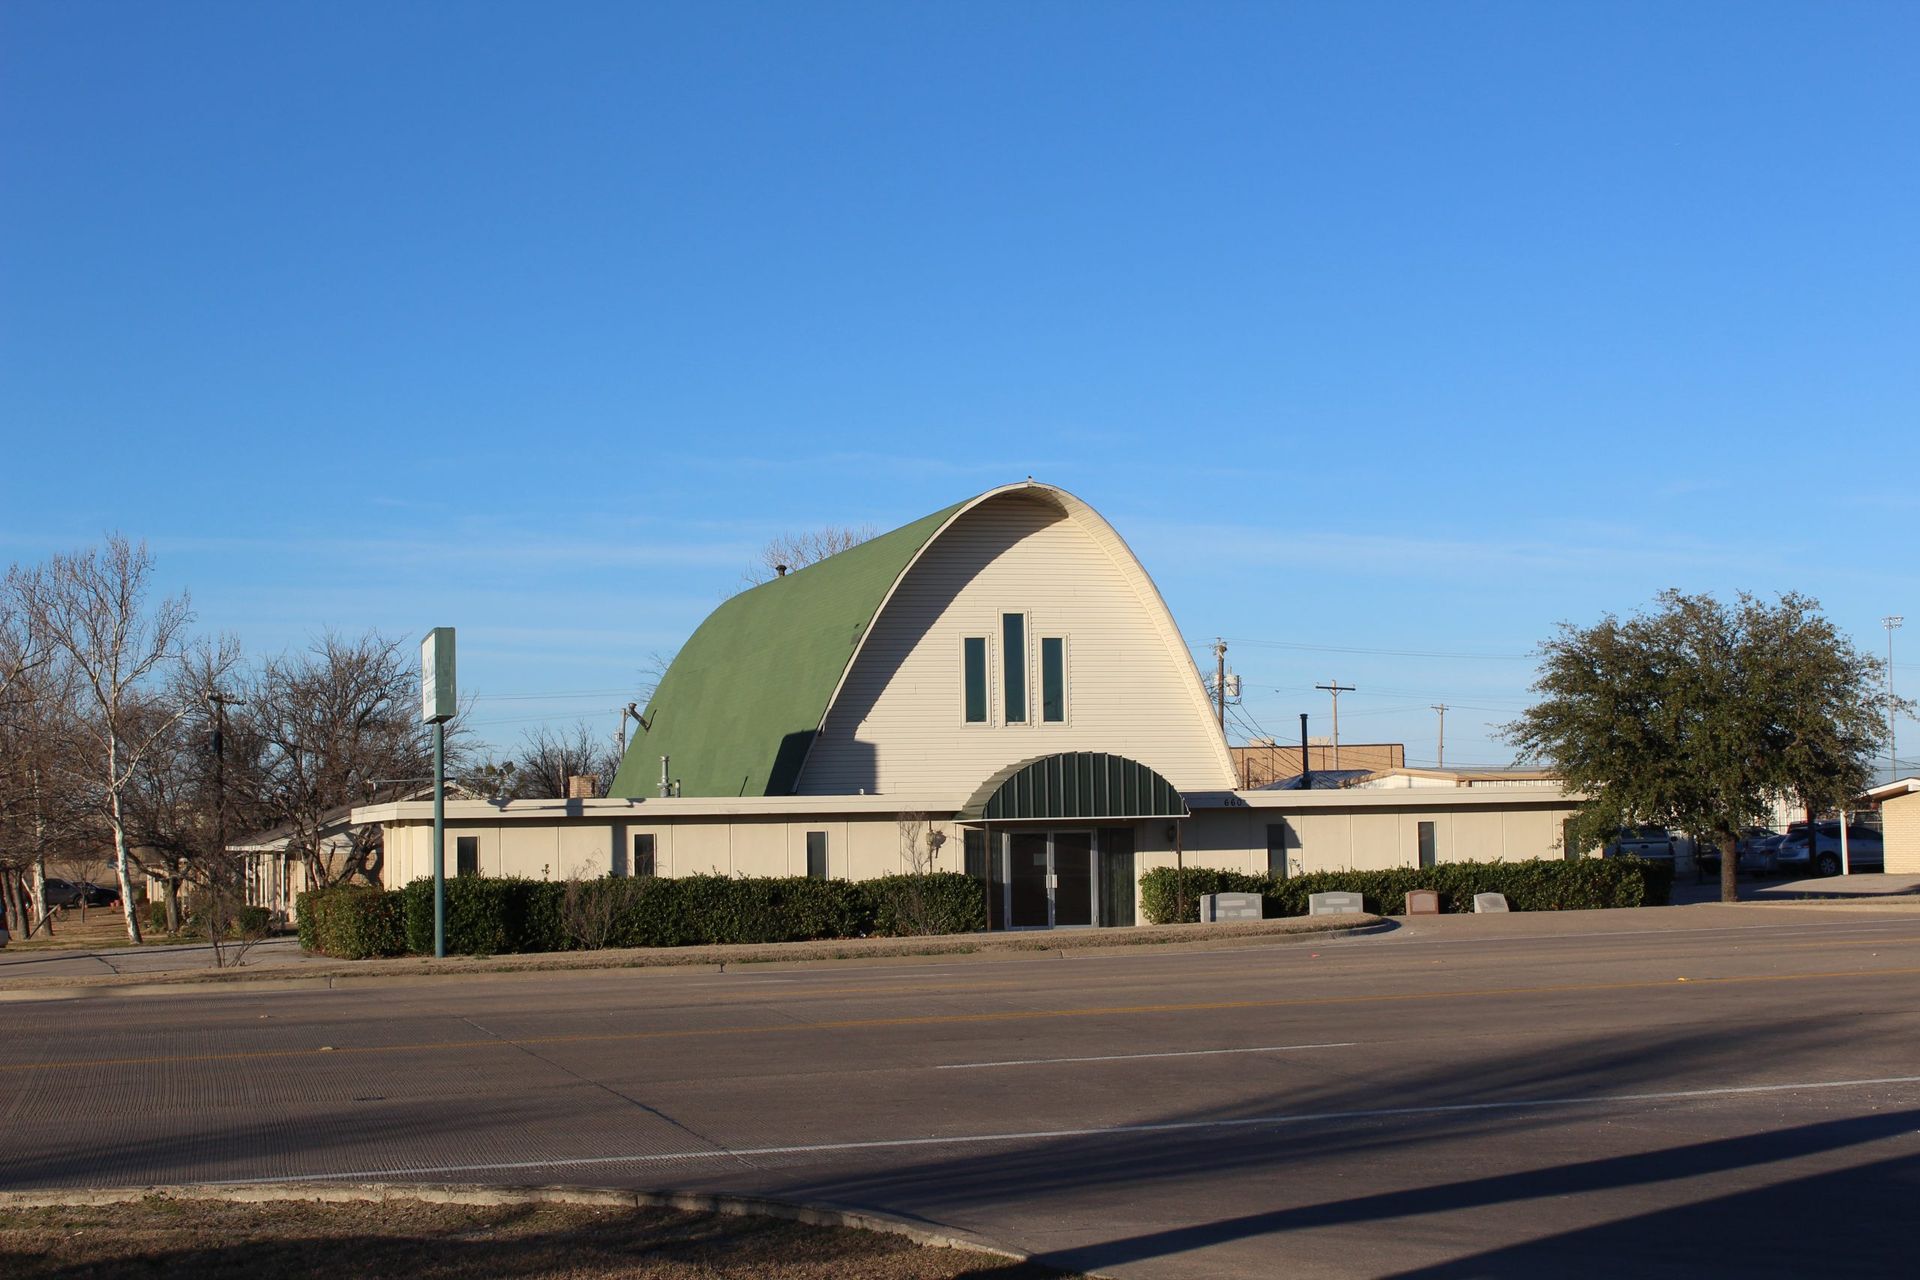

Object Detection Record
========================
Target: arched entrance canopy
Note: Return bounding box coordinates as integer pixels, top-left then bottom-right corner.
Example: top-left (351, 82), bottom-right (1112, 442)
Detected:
top-left (960, 752), bottom-right (1187, 823)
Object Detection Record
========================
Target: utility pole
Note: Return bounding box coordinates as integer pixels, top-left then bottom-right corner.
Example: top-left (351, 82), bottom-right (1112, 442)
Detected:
top-left (1431, 703), bottom-right (1449, 769)
top-left (1885, 617), bottom-right (1903, 783)
top-left (206, 689), bottom-right (244, 936)
top-left (1213, 638), bottom-right (1228, 732)
top-left (1315, 679), bottom-right (1355, 771)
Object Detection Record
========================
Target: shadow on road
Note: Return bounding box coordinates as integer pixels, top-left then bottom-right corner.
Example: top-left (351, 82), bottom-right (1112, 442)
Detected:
top-left (779, 1014), bottom-right (1918, 1276)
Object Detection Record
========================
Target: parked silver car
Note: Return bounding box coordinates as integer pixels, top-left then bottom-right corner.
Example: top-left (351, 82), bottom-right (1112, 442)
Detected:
top-left (1603, 827), bottom-right (1675, 861)
top-left (1773, 823), bottom-right (1883, 877)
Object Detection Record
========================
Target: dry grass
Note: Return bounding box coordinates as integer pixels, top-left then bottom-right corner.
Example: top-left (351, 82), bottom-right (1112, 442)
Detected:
top-left (5, 912), bottom-right (144, 952)
top-left (0, 1197), bottom-right (1072, 1279)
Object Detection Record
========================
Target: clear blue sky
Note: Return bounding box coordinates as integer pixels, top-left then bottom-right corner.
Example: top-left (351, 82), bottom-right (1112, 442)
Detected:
top-left (3, 2), bottom-right (1916, 773)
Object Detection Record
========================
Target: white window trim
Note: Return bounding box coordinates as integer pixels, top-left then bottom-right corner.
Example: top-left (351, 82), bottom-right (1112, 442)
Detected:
top-left (1001, 609), bottom-right (1033, 727)
top-left (1039, 633), bottom-right (1070, 726)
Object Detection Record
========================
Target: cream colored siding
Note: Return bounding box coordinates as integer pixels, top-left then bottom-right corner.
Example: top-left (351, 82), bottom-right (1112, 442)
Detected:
top-left (799, 491), bottom-right (1233, 797)
top-left (1885, 792), bottom-right (1920, 873)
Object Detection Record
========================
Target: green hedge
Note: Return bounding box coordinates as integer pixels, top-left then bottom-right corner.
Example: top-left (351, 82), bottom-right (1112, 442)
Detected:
top-left (297, 872), bottom-right (987, 958)
top-left (398, 876), bottom-right (564, 956)
top-left (296, 886), bottom-right (407, 958)
top-left (1140, 857), bottom-right (1673, 924)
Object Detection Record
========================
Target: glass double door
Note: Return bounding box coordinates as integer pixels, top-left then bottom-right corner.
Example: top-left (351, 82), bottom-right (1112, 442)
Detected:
top-left (1005, 830), bottom-right (1094, 928)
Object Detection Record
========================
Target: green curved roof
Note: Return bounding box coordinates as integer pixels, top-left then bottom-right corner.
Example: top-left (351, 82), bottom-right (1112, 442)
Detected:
top-left (608, 501), bottom-right (965, 798)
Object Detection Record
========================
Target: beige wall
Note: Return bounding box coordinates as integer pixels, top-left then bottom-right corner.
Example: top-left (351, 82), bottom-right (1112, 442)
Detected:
top-left (1885, 792), bottom-right (1920, 874)
top-left (1178, 800), bottom-right (1582, 876)
top-left (382, 813), bottom-right (970, 887)
top-left (799, 490), bottom-right (1235, 798)
top-left (378, 795), bottom-right (1583, 927)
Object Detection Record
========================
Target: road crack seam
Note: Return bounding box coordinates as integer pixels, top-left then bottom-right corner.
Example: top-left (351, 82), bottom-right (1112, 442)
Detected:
top-left (453, 1014), bottom-right (762, 1174)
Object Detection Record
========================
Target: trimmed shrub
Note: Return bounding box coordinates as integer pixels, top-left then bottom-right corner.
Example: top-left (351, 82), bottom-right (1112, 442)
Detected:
top-left (867, 872), bottom-right (988, 936)
top-left (400, 876), bottom-right (565, 956)
top-left (1138, 868), bottom-right (1272, 926)
top-left (1140, 856), bottom-right (1672, 924)
top-left (296, 885), bottom-right (407, 958)
top-left (381, 872), bottom-right (984, 957)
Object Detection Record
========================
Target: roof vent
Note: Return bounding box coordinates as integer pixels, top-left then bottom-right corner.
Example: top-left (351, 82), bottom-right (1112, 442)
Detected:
top-left (775, 564), bottom-right (788, 577)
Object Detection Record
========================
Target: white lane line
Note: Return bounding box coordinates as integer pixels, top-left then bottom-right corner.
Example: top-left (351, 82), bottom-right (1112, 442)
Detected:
top-left (935, 1042), bottom-right (1357, 1070)
top-left (206, 1072), bottom-right (1920, 1187)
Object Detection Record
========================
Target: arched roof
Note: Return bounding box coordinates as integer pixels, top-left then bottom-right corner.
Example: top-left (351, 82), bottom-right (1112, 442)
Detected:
top-left (607, 481), bottom-right (1234, 798)
top-left (960, 752), bottom-right (1189, 821)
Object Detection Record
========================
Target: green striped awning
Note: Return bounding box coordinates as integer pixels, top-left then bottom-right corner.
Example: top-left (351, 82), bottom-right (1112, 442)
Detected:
top-left (960, 753), bottom-right (1187, 822)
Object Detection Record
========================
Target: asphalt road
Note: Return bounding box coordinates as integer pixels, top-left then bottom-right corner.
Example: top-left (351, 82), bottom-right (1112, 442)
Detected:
top-left (5, 904), bottom-right (1919, 1278)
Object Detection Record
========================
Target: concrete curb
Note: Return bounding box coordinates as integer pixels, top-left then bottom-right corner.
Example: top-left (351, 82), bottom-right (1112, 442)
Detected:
top-left (0, 1180), bottom-right (1044, 1268)
top-left (0, 916), bottom-right (1388, 1000)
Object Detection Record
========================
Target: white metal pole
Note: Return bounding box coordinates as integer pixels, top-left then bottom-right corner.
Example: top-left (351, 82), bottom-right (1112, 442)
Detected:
top-left (1840, 810), bottom-right (1850, 877)
top-left (1886, 617), bottom-right (1903, 784)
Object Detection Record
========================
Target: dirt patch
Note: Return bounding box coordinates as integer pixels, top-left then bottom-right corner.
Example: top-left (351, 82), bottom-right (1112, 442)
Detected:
top-left (0, 1196), bottom-right (1073, 1278)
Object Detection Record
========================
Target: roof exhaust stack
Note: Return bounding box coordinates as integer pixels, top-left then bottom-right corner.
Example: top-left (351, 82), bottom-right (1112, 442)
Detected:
top-left (775, 564), bottom-right (788, 577)
top-left (659, 755), bottom-right (672, 799)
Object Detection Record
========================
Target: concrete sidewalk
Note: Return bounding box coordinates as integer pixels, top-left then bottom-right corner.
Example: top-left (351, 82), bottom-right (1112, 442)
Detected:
top-left (1669, 871), bottom-right (1920, 906)
top-left (0, 936), bottom-right (310, 982)
top-left (0, 914), bottom-right (1385, 997)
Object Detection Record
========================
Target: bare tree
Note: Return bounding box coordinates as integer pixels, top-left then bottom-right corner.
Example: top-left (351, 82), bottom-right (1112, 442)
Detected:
top-left (741, 525), bottom-right (875, 588)
top-left (891, 812), bottom-right (950, 936)
top-left (560, 868), bottom-right (620, 951)
top-left (510, 721), bottom-right (622, 799)
top-left (0, 565), bottom-right (88, 936)
top-left (24, 538), bottom-right (192, 942)
top-left (248, 631), bottom-right (447, 889)
top-left (118, 636), bottom-right (259, 936)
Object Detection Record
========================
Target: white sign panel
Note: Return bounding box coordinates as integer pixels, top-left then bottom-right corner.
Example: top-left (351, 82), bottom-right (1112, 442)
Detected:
top-left (421, 627), bottom-right (456, 723)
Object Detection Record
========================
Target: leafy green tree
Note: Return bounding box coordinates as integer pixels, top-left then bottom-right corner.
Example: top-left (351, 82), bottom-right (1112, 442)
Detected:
top-left (1503, 591), bottom-right (1892, 903)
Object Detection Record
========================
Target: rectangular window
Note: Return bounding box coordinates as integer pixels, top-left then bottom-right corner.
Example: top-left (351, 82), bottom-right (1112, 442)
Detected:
top-left (1266, 823), bottom-right (1291, 879)
top-left (1418, 822), bottom-right (1437, 870)
top-left (806, 830), bottom-right (828, 879)
top-left (1041, 636), bottom-right (1066, 722)
top-left (455, 836), bottom-right (478, 878)
top-left (963, 637), bottom-right (988, 723)
top-left (1002, 612), bottom-right (1027, 723)
top-left (633, 833), bottom-right (656, 878)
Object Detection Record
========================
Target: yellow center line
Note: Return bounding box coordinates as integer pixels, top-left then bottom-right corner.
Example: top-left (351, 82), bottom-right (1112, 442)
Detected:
top-left (9, 961), bottom-right (1920, 1075)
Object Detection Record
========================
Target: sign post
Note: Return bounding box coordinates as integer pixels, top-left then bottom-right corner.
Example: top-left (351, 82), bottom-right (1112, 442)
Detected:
top-left (421, 627), bottom-right (456, 959)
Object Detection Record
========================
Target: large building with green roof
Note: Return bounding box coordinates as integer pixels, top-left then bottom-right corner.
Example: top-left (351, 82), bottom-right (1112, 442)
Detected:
top-left (359, 480), bottom-right (1585, 929)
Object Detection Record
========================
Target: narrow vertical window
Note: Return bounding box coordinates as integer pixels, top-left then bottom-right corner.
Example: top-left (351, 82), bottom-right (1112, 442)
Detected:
top-left (1418, 822), bottom-right (1437, 870)
top-left (806, 830), bottom-right (828, 879)
top-left (1266, 823), bottom-right (1289, 879)
top-left (1041, 636), bottom-right (1066, 722)
top-left (455, 836), bottom-right (478, 878)
top-left (963, 637), bottom-right (988, 723)
top-left (1002, 613), bottom-right (1027, 723)
top-left (633, 833), bottom-right (656, 878)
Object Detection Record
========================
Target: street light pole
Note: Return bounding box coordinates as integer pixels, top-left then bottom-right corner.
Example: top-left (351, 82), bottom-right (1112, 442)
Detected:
top-left (1885, 616), bottom-right (1903, 783)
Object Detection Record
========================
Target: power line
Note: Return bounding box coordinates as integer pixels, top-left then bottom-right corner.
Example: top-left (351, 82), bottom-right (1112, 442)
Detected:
top-left (1208, 637), bottom-right (1533, 661)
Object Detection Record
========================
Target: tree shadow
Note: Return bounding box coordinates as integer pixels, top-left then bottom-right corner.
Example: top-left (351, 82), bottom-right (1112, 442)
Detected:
top-left (770, 1013), bottom-right (1918, 1276)
top-left (3, 1004), bottom-right (1912, 1277)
